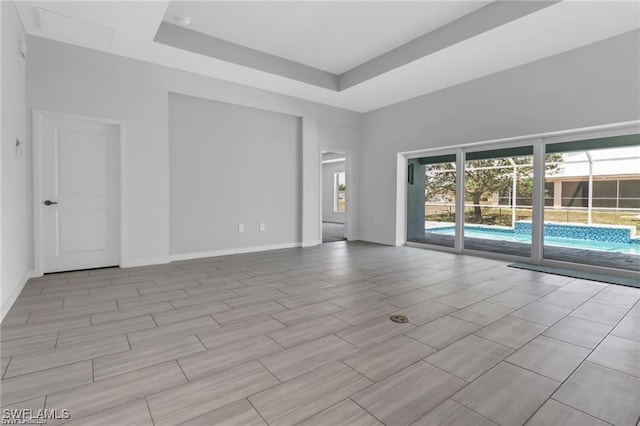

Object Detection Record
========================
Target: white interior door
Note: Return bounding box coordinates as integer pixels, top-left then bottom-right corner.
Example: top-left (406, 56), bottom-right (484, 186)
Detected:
top-left (40, 115), bottom-right (120, 273)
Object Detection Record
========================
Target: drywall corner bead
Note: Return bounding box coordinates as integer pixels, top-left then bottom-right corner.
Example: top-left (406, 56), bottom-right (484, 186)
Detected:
top-left (19, 39), bottom-right (27, 58)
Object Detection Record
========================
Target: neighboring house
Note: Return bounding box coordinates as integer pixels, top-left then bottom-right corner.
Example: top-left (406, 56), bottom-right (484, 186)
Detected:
top-left (496, 149), bottom-right (640, 209)
top-left (545, 175), bottom-right (640, 209)
top-left (546, 149), bottom-right (640, 209)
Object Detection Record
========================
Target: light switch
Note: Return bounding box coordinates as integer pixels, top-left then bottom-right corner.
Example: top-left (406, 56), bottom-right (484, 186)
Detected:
top-left (16, 138), bottom-right (24, 159)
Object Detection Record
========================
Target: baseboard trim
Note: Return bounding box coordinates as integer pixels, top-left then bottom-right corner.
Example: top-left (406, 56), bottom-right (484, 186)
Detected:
top-left (121, 258), bottom-right (171, 268)
top-left (169, 242), bottom-right (302, 262)
top-left (302, 240), bottom-right (321, 248)
top-left (1, 270), bottom-right (34, 323)
top-left (358, 237), bottom-right (397, 247)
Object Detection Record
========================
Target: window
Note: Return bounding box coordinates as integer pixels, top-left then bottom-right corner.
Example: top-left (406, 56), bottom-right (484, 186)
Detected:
top-left (545, 182), bottom-right (555, 207)
top-left (561, 181), bottom-right (588, 207)
top-left (592, 181), bottom-right (617, 208)
top-left (334, 172), bottom-right (346, 212)
top-left (619, 179), bottom-right (640, 208)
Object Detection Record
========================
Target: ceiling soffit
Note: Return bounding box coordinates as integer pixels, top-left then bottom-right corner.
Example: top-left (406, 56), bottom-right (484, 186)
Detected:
top-left (154, 1), bottom-right (558, 92)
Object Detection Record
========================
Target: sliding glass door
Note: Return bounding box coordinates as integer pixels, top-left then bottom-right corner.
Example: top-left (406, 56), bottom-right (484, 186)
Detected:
top-left (543, 135), bottom-right (640, 272)
top-left (407, 154), bottom-right (457, 248)
top-left (407, 131), bottom-right (640, 274)
top-left (463, 146), bottom-right (534, 257)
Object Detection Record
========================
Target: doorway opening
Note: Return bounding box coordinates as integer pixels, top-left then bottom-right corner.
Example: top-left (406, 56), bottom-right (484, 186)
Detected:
top-left (322, 152), bottom-right (347, 243)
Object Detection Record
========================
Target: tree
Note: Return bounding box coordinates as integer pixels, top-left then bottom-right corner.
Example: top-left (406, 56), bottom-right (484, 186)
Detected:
top-left (426, 155), bottom-right (563, 223)
top-left (425, 162), bottom-right (455, 202)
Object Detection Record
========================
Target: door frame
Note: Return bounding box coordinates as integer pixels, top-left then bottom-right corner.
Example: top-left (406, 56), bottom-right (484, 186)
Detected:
top-left (32, 109), bottom-right (127, 276)
top-left (319, 148), bottom-right (355, 242)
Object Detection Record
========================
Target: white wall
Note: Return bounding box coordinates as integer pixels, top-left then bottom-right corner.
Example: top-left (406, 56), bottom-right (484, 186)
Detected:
top-left (26, 36), bottom-right (360, 267)
top-left (169, 93), bottom-right (300, 256)
top-left (1, 2), bottom-right (31, 320)
top-left (358, 30), bottom-right (640, 245)
top-left (322, 160), bottom-right (346, 224)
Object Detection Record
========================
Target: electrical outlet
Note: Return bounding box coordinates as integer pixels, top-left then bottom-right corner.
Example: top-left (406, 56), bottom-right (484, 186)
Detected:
top-left (259, 223), bottom-right (266, 231)
top-left (238, 224), bottom-right (244, 233)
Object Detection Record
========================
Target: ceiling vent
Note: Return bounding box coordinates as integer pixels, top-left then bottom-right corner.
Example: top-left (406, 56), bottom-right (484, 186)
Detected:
top-left (36, 7), bottom-right (115, 49)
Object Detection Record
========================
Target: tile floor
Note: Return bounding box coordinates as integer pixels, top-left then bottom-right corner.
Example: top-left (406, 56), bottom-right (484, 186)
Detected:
top-left (1, 241), bottom-right (639, 425)
top-left (322, 222), bottom-right (347, 243)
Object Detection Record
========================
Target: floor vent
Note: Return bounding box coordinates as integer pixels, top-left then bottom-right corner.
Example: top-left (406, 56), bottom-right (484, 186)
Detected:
top-left (390, 315), bottom-right (409, 323)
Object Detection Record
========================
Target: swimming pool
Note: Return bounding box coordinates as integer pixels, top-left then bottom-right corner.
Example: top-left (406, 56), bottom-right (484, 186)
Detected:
top-left (426, 222), bottom-right (640, 255)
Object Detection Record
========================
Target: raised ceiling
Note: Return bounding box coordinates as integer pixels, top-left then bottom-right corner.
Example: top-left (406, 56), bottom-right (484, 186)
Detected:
top-left (14, 1), bottom-right (640, 113)
top-left (162, 1), bottom-right (491, 74)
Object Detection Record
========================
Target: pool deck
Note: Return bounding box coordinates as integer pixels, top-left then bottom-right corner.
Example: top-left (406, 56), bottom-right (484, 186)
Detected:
top-left (410, 234), bottom-right (640, 272)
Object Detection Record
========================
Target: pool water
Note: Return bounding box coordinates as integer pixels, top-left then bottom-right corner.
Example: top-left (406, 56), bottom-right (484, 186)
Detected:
top-left (426, 226), bottom-right (640, 255)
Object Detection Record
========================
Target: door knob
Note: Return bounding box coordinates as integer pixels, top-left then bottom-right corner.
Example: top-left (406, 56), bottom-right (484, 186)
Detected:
top-left (43, 200), bottom-right (58, 206)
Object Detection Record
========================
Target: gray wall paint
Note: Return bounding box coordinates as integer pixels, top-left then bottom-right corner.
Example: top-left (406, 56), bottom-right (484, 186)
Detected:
top-left (26, 36), bottom-right (360, 267)
top-left (1, 2), bottom-right (31, 319)
top-left (322, 160), bottom-right (346, 224)
top-left (169, 93), bottom-right (300, 255)
top-left (358, 30), bottom-right (640, 245)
